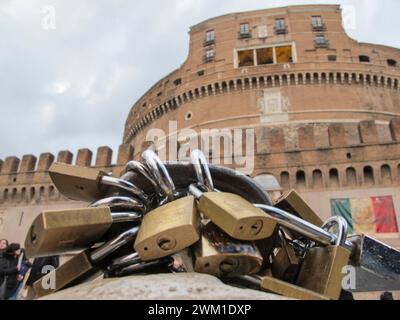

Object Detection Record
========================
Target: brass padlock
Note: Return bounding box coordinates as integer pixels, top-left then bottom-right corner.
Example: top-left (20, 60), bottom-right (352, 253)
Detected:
top-left (49, 162), bottom-right (149, 204)
top-left (271, 231), bottom-right (300, 283)
top-left (296, 216), bottom-right (351, 300)
top-left (232, 275), bottom-right (328, 300)
top-left (25, 207), bottom-right (142, 258)
top-left (134, 196), bottom-right (200, 261)
top-left (274, 190), bottom-right (323, 227)
top-left (194, 221), bottom-right (263, 278)
top-left (260, 276), bottom-right (329, 300)
top-left (189, 185), bottom-right (277, 241)
top-left (33, 226), bottom-right (139, 298)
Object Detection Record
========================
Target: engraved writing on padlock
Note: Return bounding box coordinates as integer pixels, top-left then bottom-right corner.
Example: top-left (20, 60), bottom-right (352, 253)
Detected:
top-left (190, 185), bottom-right (277, 241)
top-left (25, 207), bottom-right (142, 258)
top-left (296, 217), bottom-right (351, 300)
top-left (134, 196), bottom-right (200, 261)
top-left (194, 222), bottom-right (263, 278)
top-left (33, 226), bottom-right (139, 298)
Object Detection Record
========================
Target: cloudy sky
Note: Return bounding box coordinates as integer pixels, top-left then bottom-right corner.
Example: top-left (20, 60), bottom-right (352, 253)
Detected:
top-left (0, 0), bottom-right (399, 164)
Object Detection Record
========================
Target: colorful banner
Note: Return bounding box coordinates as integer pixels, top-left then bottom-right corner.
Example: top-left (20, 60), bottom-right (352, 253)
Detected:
top-left (331, 196), bottom-right (399, 235)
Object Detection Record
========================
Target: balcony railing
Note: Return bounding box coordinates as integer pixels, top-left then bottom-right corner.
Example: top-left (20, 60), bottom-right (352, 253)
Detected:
top-left (275, 27), bottom-right (288, 35)
top-left (203, 55), bottom-right (215, 63)
top-left (312, 23), bottom-right (327, 32)
top-left (238, 31), bottom-right (252, 39)
top-left (315, 40), bottom-right (329, 48)
top-left (203, 39), bottom-right (215, 47)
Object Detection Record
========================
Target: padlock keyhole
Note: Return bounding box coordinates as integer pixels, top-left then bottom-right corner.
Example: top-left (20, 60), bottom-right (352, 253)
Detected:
top-left (219, 260), bottom-right (236, 273)
top-left (30, 226), bottom-right (37, 245)
top-left (157, 237), bottom-right (176, 251)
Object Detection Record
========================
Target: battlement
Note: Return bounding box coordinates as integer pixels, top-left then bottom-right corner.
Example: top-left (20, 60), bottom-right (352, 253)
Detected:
top-left (0, 144), bottom-right (134, 177)
top-left (254, 119), bottom-right (400, 154)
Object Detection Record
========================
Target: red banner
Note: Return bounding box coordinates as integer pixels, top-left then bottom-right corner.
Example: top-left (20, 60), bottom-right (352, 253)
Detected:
top-left (371, 196), bottom-right (399, 233)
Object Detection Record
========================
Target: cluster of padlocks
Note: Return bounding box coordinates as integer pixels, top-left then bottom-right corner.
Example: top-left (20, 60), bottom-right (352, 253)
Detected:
top-left (24, 150), bottom-right (400, 300)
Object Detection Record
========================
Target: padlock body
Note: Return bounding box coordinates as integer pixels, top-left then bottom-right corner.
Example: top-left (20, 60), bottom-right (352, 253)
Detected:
top-left (33, 251), bottom-right (95, 298)
top-left (296, 245), bottom-right (351, 300)
top-left (198, 192), bottom-right (277, 240)
top-left (274, 190), bottom-right (324, 227)
top-left (271, 245), bottom-right (300, 283)
top-left (25, 207), bottom-right (113, 258)
top-left (194, 222), bottom-right (263, 277)
top-left (260, 276), bottom-right (329, 300)
top-left (134, 196), bottom-right (200, 261)
top-left (49, 163), bottom-right (105, 201)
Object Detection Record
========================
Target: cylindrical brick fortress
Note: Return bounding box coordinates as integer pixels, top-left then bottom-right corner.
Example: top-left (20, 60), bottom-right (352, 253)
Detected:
top-left (123, 5), bottom-right (400, 245)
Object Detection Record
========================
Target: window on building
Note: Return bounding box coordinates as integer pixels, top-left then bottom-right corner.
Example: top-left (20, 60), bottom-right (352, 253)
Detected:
top-left (312, 16), bottom-right (325, 30)
top-left (256, 47), bottom-right (274, 65)
top-left (315, 35), bottom-right (328, 48)
top-left (238, 49), bottom-right (254, 67)
top-left (275, 46), bottom-right (293, 63)
top-left (239, 23), bottom-right (251, 38)
top-left (276, 18), bottom-right (286, 30)
top-left (205, 30), bottom-right (215, 45)
top-left (359, 55), bottom-right (370, 63)
top-left (236, 44), bottom-right (295, 68)
top-left (204, 49), bottom-right (215, 63)
top-left (280, 172), bottom-right (290, 188)
top-left (296, 170), bottom-right (306, 189)
top-left (173, 78), bottom-right (182, 86)
top-left (275, 18), bottom-right (287, 34)
top-left (364, 166), bottom-right (375, 186)
top-left (387, 59), bottom-right (397, 67)
top-left (328, 55), bottom-right (337, 61)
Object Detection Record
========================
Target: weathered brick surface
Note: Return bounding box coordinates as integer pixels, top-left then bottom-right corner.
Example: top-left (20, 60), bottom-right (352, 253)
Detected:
top-left (37, 153), bottom-right (55, 171)
top-left (76, 149), bottom-right (93, 167)
top-left (57, 151), bottom-right (73, 164)
top-left (19, 155), bottom-right (37, 172)
top-left (96, 146), bottom-right (113, 167)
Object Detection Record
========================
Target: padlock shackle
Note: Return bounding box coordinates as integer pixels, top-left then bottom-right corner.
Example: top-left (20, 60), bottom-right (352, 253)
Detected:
top-left (141, 150), bottom-right (177, 202)
top-left (125, 161), bottom-right (162, 197)
top-left (90, 196), bottom-right (145, 213)
top-left (190, 150), bottom-right (215, 192)
top-left (111, 212), bottom-right (142, 223)
top-left (322, 216), bottom-right (348, 247)
top-left (188, 184), bottom-right (203, 200)
top-left (108, 252), bottom-right (141, 271)
top-left (115, 257), bottom-right (172, 277)
top-left (101, 176), bottom-right (149, 207)
top-left (255, 204), bottom-right (354, 252)
top-left (116, 163), bottom-right (273, 206)
top-left (90, 226), bottom-right (140, 263)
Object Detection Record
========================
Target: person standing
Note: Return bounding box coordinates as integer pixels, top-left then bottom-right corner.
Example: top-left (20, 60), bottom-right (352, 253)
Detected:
top-left (0, 242), bottom-right (19, 300)
top-left (0, 239), bottom-right (10, 300)
top-left (9, 248), bottom-right (32, 300)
